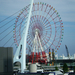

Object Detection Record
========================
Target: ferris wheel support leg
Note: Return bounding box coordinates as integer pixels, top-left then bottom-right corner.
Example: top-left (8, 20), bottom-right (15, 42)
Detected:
top-left (38, 52), bottom-right (41, 58)
top-left (31, 52), bottom-right (34, 63)
top-left (42, 51), bottom-right (46, 58)
top-left (36, 52), bottom-right (38, 62)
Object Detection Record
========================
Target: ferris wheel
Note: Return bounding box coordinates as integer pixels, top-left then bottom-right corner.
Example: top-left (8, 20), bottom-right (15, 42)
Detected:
top-left (13, 2), bottom-right (64, 64)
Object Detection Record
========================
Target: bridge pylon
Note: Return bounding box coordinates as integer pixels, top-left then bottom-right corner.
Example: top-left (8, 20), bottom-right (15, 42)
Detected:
top-left (13, 0), bottom-right (34, 73)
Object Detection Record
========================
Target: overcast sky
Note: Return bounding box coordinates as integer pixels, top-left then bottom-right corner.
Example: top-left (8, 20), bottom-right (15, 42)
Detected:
top-left (0, 0), bottom-right (75, 56)
top-left (0, 0), bottom-right (75, 22)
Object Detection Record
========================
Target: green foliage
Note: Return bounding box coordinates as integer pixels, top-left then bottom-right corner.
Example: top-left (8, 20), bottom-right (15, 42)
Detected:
top-left (41, 73), bottom-right (44, 75)
top-left (63, 63), bottom-right (68, 73)
top-left (55, 66), bottom-right (58, 71)
top-left (74, 66), bottom-right (75, 72)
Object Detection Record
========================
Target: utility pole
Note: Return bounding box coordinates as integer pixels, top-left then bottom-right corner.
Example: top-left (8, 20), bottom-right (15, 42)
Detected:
top-left (49, 49), bottom-right (51, 63)
top-left (52, 49), bottom-right (55, 66)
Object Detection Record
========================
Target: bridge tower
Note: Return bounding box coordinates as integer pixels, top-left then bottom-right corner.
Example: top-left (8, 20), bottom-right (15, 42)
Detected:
top-left (13, 0), bottom-right (34, 73)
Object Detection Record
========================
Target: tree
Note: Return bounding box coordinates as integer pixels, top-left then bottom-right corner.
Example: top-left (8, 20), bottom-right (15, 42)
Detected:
top-left (63, 63), bottom-right (68, 73)
top-left (55, 66), bottom-right (58, 71)
top-left (74, 66), bottom-right (75, 72)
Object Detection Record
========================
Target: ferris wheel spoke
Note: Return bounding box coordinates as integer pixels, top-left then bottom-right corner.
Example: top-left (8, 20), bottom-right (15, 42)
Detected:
top-left (27, 34), bottom-right (33, 46)
top-left (15, 17), bottom-right (27, 28)
top-left (16, 14), bottom-right (27, 23)
top-left (40, 18), bottom-right (50, 29)
top-left (50, 42), bottom-right (56, 48)
top-left (52, 15), bottom-right (59, 22)
top-left (50, 11), bottom-right (56, 17)
top-left (41, 4), bottom-right (48, 18)
top-left (44, 4), bottom-right (48, 12)
top-left (47, 6), bottom-right (53, 14)
top-left (33, 3), bottom-right (35, 11)
top-left (41, 35), bottom-right (50, 47)
top-left (14, 25), bottom-right (26, 45)
top-left (27, 34), bottom-right (32, 42)
top-left (27, 39), bottom-right (33, 46)
top-left (54, 20), bottom-right (62, 24)
top-left (41, 3), bottom-right (44, 11)
top-left (42, 6), bottom-right (51, 20)
top-left (30, 16), bottom-right (34, 23)
top-left (27, 36), bottom-right (33, 45)
top-left (37, 3), bottom-right (39, 11)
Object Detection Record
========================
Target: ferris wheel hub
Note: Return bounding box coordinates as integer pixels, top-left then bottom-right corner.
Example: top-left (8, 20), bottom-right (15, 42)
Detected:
top-left (35, 28), bottom-right (39, 33)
